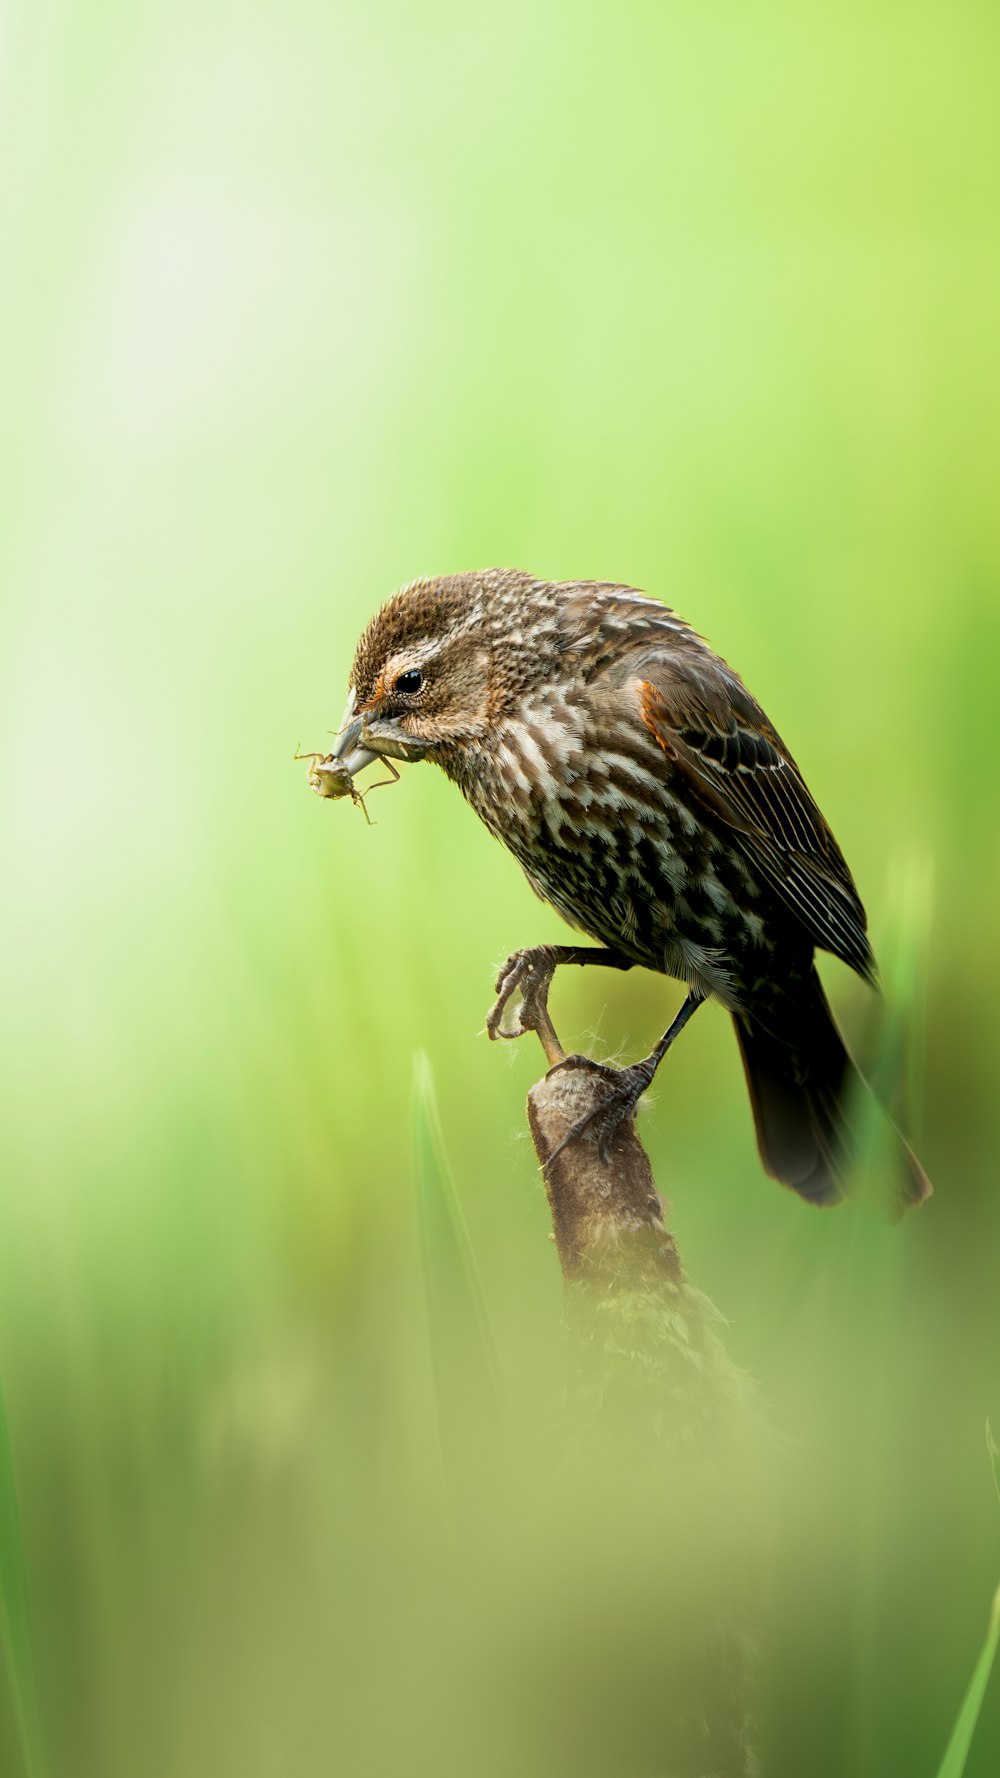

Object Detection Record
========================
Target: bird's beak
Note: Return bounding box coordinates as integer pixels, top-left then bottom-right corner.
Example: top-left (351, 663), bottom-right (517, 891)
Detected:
top-left (328, 688), bottom-right (431, 782)
top-left (330, 690), bottom-right (379, 778)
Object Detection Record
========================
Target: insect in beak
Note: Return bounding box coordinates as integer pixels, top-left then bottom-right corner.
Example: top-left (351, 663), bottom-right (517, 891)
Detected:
top-left (296, 752), bottom-right (400, 823)
top-left (296, 691), bottom-right (402, 823)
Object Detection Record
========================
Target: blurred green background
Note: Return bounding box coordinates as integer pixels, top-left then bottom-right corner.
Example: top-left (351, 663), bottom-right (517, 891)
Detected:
top-left (2, 2), bottom-right (999, 1773)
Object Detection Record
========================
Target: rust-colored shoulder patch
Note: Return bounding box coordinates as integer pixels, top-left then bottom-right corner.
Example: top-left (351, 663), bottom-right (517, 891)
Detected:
top-left (637, 680), bottom-right (676, 755)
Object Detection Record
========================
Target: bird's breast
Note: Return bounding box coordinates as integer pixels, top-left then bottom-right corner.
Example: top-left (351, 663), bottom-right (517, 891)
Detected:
top-left (452, 691), bottom-right (772, 1003)
top-left (463, 694), bottom-right (693, 919)
top-left (480, 692), bottom-right (688, 846)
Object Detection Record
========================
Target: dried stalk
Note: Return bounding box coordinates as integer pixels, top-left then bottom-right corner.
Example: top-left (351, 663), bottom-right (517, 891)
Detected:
top-left (499, 973), bottom-right (744, 1426)
top-left (493, 972), bottom-right (765, 1778)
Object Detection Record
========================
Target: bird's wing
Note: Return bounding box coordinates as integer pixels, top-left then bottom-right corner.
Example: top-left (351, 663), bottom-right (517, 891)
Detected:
top-left (631, 659), bottom-right (875, 982)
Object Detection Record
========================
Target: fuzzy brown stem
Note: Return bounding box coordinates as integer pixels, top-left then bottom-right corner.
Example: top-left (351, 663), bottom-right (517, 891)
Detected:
top-left (515, 999), bottom-right (762, 1778)
top-left (515, 993), bottom-right (750, 1436)
top-left (527, 1062), bottom-right (682, 1289)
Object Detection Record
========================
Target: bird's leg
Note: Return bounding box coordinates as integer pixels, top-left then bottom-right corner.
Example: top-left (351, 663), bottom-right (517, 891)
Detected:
top-left (546, 991), bottom-right (706, 1166)
top-left (487, 944), bottom-right (632, 1067)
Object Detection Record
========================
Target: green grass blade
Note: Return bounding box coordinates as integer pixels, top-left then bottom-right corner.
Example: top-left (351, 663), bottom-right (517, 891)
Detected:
top-left (933, 1432), bottom-right (1000, 1778)
top-left (0, 1375), bottom-right (45, 1778)
top-left (411, 1052), bottom-right (502, 1469)
top-left (933, 1584), bottom-right (1000, 1778)
top-left (875, 854), bottom-right (933, 1131)
top-left (846, 853), bottom-right (934, 1212)
top-left (987, 1420), bottom-right (1000, 1507)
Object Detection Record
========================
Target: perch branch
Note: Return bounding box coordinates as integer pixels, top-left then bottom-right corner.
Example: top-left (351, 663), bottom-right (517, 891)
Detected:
top-left (488, 963), bottom-right (763, 1777)
top-left (489, 967), bottom-right (681, 1290)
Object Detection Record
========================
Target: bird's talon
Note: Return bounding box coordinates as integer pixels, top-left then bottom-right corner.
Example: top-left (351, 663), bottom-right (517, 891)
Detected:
top-left (544, 1061), bottom-right (655, 1167)
top-left (486, 946), bottom-right (558, 1044)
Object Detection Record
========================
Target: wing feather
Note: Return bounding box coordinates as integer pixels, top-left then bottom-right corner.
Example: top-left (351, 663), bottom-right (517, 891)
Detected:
top-left (637, 675), bottom-right (876, 982)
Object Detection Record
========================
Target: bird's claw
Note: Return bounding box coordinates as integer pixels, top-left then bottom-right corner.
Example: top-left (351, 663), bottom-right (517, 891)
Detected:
top-left (487, 946), bottom-right (558, 1041)
top-left (544, 1059), bottom-right (656, 1167)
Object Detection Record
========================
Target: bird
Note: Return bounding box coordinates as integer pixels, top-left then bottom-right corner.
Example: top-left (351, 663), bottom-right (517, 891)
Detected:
top-left (322, 568), bottom-right (932, 1212)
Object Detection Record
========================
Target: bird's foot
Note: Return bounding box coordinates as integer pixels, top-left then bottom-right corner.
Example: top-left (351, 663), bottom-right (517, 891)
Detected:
top-left (544, 1054), bottom-right (658, 1165)
top-left (487, 946), bottom-right (560, 1043)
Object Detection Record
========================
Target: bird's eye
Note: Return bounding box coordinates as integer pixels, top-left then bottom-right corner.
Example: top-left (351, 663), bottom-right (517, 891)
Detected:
top-left (394, 669), bottom-right (424, 695)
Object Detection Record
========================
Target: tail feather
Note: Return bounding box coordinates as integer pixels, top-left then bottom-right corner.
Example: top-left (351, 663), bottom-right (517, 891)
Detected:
top-left (733, 968), bottom-right (932, 1214)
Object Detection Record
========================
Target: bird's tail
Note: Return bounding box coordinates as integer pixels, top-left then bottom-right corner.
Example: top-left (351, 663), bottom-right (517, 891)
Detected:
top-left (732, 966), bottom-right (932, 1214)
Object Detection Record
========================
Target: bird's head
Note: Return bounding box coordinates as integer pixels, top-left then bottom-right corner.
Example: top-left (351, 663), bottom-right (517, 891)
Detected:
top-left (326, 568), bottom-right (550, 784)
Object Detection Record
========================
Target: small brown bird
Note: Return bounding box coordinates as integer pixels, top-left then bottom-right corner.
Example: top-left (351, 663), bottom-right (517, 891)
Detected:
top-left (326, 568), bottom-right (931, 1211)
